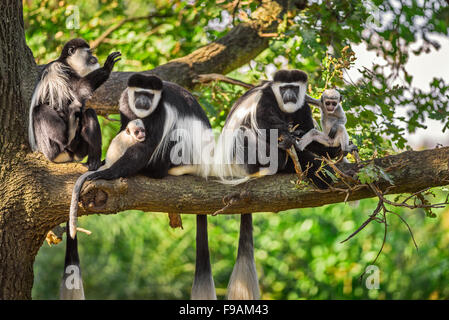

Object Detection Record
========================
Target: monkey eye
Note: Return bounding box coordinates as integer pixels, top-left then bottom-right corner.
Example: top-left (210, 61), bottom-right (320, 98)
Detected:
top-left (134, 130), bottom-right (139, 136)
top-left (325, 101), bottom-right (338, 106)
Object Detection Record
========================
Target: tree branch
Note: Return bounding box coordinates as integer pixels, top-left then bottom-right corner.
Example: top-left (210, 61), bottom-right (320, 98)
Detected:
top-left (193, 73), bottom-right (254, 88)
top-left (90, 13), bottom-right (171, 50)
top-left (86, 0), bottom-right (295, 116)
top-left (33, 147), bottom-right (449, 227)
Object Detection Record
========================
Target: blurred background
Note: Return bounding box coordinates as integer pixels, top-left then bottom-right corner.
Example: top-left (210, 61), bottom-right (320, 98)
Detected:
top-left (25, 0), bottom-right (449, 299)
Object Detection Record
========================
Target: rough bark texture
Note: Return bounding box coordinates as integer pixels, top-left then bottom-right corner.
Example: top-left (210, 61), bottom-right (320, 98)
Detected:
top-left (44, 147), bottom-right (449, 217)
top-left (0, 0), bottom-right (40, 300)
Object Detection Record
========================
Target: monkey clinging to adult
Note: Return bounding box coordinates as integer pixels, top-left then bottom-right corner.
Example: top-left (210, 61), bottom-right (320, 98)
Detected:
top-left (29, 38), bottom-right (121, 170)
top-left (61, 119), bottom-right (146, 300)
top-left (213, 69), bottom-right (343, 299)
top-left (296, 88), bottom-right (358, 160)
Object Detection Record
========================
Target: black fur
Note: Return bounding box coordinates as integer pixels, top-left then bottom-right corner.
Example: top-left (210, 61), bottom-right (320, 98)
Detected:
top-left (84, 74), bottom-right (216, 300)
top-left (273, 69), bottom-right (308, 83)
top-left (127, 73), bottom-right (163, 90)
top-left (30, 39), bottom-right (121, 171)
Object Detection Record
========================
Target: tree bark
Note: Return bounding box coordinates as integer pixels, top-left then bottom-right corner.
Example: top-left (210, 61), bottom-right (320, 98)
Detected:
top-left (0, 0), bottom-right (40, 300)
top-left (36, 147), bottom-right (449, 218)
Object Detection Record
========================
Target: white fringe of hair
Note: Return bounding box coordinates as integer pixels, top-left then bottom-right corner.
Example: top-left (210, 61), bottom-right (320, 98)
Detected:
top-left (149, 103), bottom-right (215, 178)
top-left (127, 87), bottom-right (162, 119)
top-left (28, 62), bottom-right (76, 151)
top-left (212, 87), bottom-right (265, 185)
top-left (226, 254), bottom-right (260, 300)
top-left (66, 48), bottom-right (100, 77)
top-left (271, 81), bottom-right (306, 114)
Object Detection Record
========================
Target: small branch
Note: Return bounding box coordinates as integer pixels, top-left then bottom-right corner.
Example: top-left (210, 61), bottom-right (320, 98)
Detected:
top-left (194, 73), bottom-right (254, 89)
top-left (212, 190), bottom-right (251, 216)
top-left (90, 13), bottom-right (172, 49)
top-left (340, 200), bottom-right (383, 243)
top-left (168, 213), bottom-right (183, 229)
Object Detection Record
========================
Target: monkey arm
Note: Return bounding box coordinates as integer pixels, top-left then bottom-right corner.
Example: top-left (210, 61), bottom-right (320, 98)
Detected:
top-left (296, 129), bottom-right (332, 151)
top-left (328, 125), bottom-right (338, 139)
top-left (85, 143), bottom-right (151, 181)
top-left (79, 52), bottom-right (122, 95)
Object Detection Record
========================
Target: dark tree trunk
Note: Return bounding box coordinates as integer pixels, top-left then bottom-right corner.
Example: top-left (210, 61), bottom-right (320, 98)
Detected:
top-left (0, 0), bottom-right (40, 300)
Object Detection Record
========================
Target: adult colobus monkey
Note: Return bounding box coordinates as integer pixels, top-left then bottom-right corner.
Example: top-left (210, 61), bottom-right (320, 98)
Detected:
top-left (61, 119), bottom-right (146, 300)
top-left (81, 74), bottom-right (217, 299)
top-left (29, 38), bottom-right (121, 170)
top-left (214, 70), bottom-right (342, 300)
top-left (297, 89), bottom-right (358, 156)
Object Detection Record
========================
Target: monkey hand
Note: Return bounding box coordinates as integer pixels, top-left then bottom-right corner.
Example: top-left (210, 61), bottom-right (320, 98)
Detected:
top-left (103, 52), bottom-right (122, 73)
top-left (87, 158), bottom-right (101, 171)
top-left (278, 133), bottom-right (296, 150)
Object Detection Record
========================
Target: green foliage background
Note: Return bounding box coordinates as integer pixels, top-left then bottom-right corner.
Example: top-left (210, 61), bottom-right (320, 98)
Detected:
top-left (25, 0), bottom-right (449, 299)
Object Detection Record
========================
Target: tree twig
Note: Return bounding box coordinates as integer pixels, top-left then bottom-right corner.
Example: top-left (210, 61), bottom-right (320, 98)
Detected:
top-left (90, 13), bottom-right (172, 49)
top-left (194, 73), bottom-right (254, 89)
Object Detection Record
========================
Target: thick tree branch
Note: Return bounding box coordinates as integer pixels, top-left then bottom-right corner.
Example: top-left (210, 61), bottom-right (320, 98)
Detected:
top-left (87, 0), bottom-right (298, 116)
top-left (31, 147), bottom-right (449, 227)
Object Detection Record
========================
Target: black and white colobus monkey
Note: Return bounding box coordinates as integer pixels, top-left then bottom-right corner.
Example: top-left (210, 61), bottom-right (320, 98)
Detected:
top-left (214, 70), bottom-right (342, 299)
top-left (60, 119), bottom-right (146, 300)
top-left (29, 38), bottom-right (121, 171)
top-left (81, 74), bottom-right (217, 299)
top-left (297, 89), bottom-right (358, 156)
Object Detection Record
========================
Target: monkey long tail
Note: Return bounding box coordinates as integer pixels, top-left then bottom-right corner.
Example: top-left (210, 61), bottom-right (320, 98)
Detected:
top-left (69, 171), bottom-right (94, 239)
top-left (227, 214), bottom-right (260, 300)
top-left (191, 215), bottom-right (217, 300)
top-left (60, 223), bottom-right (85, 300)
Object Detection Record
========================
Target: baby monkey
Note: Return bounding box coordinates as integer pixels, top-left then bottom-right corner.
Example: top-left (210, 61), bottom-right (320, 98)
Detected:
top-left (297, 89), bottom-right (357, 156)
top-left (69, 119), bottom-right (146, 239)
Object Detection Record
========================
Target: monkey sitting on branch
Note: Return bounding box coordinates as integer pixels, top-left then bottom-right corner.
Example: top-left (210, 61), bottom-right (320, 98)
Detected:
top-left (296, 89), bottom-right (358, 160)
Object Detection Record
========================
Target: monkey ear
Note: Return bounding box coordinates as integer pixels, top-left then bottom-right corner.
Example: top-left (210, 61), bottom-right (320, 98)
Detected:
top-left (339, 94), bottom-right (343, 102)
top-left (68, 46), bottom-right (76, 56)
top-left (126, 128), bottom-right (130, 135)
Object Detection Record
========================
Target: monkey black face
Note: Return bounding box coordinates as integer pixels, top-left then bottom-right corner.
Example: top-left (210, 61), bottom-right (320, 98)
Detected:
top-left (62, 38), bottom-right (100, 77)
top-left (320, 89), bottom-right (341, 114)
top-left (272, 70), bottom-right (308, 113)
top-left (127, 74), bottom-right (163, 118)
top-left (126, 119), bottom-right (146, 142)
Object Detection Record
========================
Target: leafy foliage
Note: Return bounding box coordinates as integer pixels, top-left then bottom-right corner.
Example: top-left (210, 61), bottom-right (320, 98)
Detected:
top-left (33, 197), bottom-right (449, 299)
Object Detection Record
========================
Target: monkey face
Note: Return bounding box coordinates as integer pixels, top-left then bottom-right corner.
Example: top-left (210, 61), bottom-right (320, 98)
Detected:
top-left (323, 98), bottom-right (340, 113)
top-left (67, 47), bottom-right (100, 77)
top-left (127, 87), bottom-right (162, 118)
top-left (134, 91), bottom-right (154, 110)
top-left (272, 81), bottom-right (306, 113)
top-left (126, 120), bottom-right (146, 142)
top-left (320, 89), bottom-right (342, 114)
